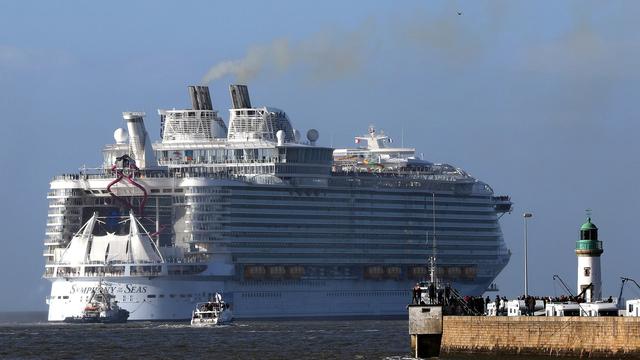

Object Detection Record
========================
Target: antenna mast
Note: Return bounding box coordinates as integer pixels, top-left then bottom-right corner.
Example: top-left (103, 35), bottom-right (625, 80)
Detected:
top-left (429, 194), bottom-right (437, 285)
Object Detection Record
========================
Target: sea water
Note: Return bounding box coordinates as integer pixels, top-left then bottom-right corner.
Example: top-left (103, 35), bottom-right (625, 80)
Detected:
top-left (0, 312), bottom-right (591, 359)
top-left (1, 312), bottom-right (411, 359)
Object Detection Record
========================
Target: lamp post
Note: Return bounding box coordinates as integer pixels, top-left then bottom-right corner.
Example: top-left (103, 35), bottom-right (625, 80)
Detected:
top-left (523, 212), bottom-right (533, 297)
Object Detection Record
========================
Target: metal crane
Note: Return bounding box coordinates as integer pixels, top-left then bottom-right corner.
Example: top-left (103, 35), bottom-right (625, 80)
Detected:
top-left (552, 274), bottom-right (593, 301)
top-left (617, 277), bottom-right (640, 305)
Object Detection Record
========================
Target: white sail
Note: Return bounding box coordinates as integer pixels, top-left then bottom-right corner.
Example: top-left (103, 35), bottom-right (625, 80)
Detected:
top-left (88, 235), bottom-right (110, 263)
top-left (59, 213), bottom-right (97, 264)
top-left (105, 234), bottom-right (129, 263)
top-left (128, 213), bottom-right (162, 263)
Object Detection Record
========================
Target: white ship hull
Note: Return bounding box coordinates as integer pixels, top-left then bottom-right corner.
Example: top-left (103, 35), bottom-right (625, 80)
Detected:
top-left (47, 275), bottom-right (492, 321)
top-left (47, 278), bottom-right (224, 321)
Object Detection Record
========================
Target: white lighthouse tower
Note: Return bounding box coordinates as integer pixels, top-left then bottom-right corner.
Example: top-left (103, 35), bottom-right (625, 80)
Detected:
top-left (575, 215), bottom-right (603, 302)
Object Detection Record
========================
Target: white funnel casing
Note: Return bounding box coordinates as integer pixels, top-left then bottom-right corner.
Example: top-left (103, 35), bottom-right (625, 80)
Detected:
top-left (123, 112), bottom-right (157, 169)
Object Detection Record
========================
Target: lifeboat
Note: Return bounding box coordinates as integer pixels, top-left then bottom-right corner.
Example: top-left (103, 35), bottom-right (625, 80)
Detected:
top-left (385, 266), bottom-right (402, 279)
top-left (462, 266), bottom-right (477, 280)
top-left (365, 266), bottom-right (384, 279)
top-left (267, 266), bottom-right (286, 279)
top-left (244, 266), bottom-right (266, 279)
top-left (447, 266), bottom-right (462, 279)
top-left (286, 266), bottom-right (305, 279)
top-left (410, 266), bottom-right (427, 279)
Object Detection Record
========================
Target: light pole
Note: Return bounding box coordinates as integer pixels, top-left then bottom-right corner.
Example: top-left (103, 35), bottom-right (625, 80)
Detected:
top-left (523, 212), bottom-right (533, 297)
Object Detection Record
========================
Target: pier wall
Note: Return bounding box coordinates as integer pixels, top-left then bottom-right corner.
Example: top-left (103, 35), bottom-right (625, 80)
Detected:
top-left (441, 316), bottom-right (640, 357)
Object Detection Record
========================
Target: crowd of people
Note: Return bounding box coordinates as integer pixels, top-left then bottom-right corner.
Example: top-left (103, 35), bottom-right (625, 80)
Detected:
top-left (487, 294), bottom-right (615, 316)
top-left (411, 282), bottom-right (486, 315)
top-left (411, 283), bottom-right (615, 316)
top-left (488, 295), bottom-right (541, 316)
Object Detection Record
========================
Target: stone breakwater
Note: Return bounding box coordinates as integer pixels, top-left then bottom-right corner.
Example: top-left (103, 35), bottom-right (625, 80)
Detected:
top-left (441, 316), bottom-right (640, 358)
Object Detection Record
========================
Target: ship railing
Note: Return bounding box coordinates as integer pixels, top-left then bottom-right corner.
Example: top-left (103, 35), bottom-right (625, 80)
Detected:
top-left (83, 271), bottom-right (127, 277)
top-left (448, 287), bottom-right (483, 316)
top-left (52, 260), bottom-right (165, 266)
top-left (331, 169), bottom-right (471, 182)
top-left (52, 169), bottom-right (171, 181)
top-left (163, 256), bottom-right (209, 264)
top-left (158, 158), bottom-right (279, 166)
top-left (492, 195), bottom-right (511, 202)
top-left (53, 169), bottom-right (249, 182)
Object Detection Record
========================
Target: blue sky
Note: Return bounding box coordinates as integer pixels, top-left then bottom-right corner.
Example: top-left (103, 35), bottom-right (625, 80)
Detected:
top-left (1, 0), bottom-right (639, 311)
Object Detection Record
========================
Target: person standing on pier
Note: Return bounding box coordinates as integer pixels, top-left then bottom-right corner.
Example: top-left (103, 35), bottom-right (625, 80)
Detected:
top-left (428, 282), bottom-right (436, 304)
top-left (412, 283), bottom-right (421, 304)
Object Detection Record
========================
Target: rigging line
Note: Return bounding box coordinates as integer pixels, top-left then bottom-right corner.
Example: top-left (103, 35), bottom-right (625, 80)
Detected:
top-left (127, 299), bottom-right (148, 314)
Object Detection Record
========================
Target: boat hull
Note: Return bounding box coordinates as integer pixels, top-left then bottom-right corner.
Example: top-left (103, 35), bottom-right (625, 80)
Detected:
top-left (62, 311), bottom-right (129, 324)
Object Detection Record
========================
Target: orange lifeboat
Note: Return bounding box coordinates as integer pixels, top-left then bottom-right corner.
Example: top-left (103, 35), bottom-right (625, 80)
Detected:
top-left (462, 266), bottom-right (477, 280)
top-left (244, 266), bottom-right (266, 279)
top-left (365, 266), bottom-right (384, 279)
top-left (267, 266), bottom-right (286, 279)
top-left (447, 266), bottom-right (462, 279)
top-left (286, 266), bottom-right (305, 279)
top-left (385, 266), bottom-right (402, 279)
top-left (410, 267), bottom-right (427, 279)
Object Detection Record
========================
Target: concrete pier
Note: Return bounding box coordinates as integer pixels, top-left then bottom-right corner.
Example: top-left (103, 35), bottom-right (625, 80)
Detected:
top-left (441, 316), bottom-right (640, 357)
top-left (408, 305), bottom-right (443, 358)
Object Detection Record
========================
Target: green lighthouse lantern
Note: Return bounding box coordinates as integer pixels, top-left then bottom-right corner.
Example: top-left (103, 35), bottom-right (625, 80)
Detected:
top-left (576, 217), bottom-right (603, 256)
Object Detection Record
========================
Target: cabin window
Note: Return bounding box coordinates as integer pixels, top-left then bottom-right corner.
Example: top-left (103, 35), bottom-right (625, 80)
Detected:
top-left (584, 267), bottom-right (591, 276)
top-left (629, 304), bottom-right (634, 312)
top-left (147, 295), bottom-right (156, 298)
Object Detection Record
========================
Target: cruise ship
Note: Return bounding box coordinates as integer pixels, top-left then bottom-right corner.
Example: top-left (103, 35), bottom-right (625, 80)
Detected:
top-left (44, 85), bottom-right (512, 320)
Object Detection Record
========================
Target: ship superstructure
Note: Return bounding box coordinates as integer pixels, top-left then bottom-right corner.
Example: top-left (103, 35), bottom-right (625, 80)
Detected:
top-left (44, 85), bottom-right (512, 320)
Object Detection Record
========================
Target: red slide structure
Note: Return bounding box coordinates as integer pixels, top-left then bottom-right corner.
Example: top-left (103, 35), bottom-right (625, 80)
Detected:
top-left (106, 155), bottom-right (148, 217)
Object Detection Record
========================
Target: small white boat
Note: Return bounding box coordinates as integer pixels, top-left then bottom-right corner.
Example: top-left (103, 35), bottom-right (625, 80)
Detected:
top-left (190, 293), bottom-right (233, 326)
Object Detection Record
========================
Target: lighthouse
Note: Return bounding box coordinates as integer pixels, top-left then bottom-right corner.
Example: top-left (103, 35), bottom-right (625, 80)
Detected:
top-left (575, 216), bottom-right (603, 302)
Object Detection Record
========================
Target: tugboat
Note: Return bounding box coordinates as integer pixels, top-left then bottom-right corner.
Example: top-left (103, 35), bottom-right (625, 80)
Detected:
top-left (190, 293), bottom-right (233, 327)
top-left (63, 282), bottom-right (129, 324)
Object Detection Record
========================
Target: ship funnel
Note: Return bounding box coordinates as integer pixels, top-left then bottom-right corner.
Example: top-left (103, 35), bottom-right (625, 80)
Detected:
top-left (229, 84), bottom-right (252, 109)
top-left (188, 85), bottom-right (213, 110)
top-left (123, 112), bottom-right (157, 169)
